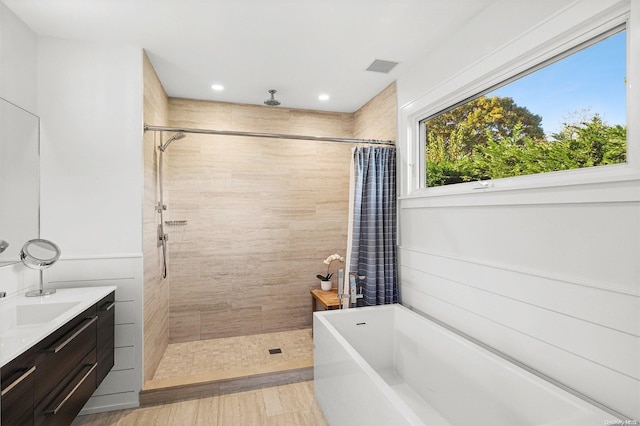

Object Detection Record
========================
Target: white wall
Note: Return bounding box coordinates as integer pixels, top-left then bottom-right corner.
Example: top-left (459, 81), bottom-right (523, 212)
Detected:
top-left (38, 38), bottom-right (143, 256)
top-left (0, 12), bottom-right (146, 411)
top-left (0, 2), bottom-right (39, 297)
top-left (0, 13), bottom-right (146, 413)
top-left (0, 2), bottom-right (37, 111)
top-left (37, 37), bottom-right (145, 411)
top-left (0, 5), bottom-right (39, 421)
top-left (396, 0), bottom-right (639, 420)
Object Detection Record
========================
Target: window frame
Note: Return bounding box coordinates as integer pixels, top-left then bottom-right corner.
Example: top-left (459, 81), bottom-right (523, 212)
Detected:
top-left (400, 6), bottom-right (637, 203)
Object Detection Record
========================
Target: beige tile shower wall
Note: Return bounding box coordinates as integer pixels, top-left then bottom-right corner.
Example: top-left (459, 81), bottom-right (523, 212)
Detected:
top-left (143, 52), bottom-right (170, 382)
top-left (353, 82), bottom-right (397, 142)
top-left (166, 98), bottom-right (354, 342)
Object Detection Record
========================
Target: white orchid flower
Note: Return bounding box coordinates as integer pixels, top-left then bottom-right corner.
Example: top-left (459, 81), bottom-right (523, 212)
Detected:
top-left (318, 253), bottom-right (345, 281)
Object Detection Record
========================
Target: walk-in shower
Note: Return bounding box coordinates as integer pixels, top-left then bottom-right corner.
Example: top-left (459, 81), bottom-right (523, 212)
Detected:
top-left (149, 125), bottom-right (393, 279)
top-left (150, 125), bottom-right (393, 279)
top-left (143, 120), bottom-right (395, 404)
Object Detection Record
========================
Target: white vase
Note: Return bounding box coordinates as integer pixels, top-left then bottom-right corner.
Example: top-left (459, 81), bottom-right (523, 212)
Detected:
top-left (320, 280), bottom-right (332, 291)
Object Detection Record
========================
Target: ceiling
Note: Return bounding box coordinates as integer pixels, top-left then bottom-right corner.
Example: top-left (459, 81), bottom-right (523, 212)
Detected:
top-left (4, 0), bottom-right (571, 113)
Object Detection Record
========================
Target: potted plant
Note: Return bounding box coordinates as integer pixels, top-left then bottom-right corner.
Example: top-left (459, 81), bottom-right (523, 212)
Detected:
top-left (317, 253), bottom-right (344, 291)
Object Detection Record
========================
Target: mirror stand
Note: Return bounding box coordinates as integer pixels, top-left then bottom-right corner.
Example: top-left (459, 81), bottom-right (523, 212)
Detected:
top-left (26, 270), bottom-right (56, 297)
top-left (20, 239), bottom-right (61, 297)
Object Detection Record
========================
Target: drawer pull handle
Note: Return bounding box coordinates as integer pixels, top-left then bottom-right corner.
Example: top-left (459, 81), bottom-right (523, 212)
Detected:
top-left (1, 366), bottom-right (36, 397)
top-left (44, 316), bottom-right (98, 353)
top-left (43, 363), bottom-right (97, 415)
top-left (100, 301), bottom-right (116, 311)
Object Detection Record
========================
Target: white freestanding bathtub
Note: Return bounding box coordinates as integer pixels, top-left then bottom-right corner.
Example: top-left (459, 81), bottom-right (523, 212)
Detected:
top-left (313, 304), bottom-right (622, 426)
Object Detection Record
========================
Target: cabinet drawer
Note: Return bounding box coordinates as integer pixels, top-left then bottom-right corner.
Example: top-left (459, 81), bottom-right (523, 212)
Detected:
top-left (34, 306), bottom-right (97, 406)
top-left (34, 351), bottom-right (97, 426)
top-left (1, 348), bottom-right (36, 426)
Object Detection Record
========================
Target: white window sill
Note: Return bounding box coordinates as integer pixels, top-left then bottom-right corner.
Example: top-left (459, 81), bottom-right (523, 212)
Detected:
top-left (399, 163), bottom-right (640, 207)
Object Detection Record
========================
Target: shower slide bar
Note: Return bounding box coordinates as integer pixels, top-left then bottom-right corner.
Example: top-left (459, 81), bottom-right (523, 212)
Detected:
top-left (144, 124), bottom-right (395, 146)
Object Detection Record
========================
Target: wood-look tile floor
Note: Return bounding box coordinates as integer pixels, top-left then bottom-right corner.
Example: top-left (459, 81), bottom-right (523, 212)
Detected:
top-left (154, 329), bottom-right (313, 380)
top-left (73, 381), bottom-right (328, 426)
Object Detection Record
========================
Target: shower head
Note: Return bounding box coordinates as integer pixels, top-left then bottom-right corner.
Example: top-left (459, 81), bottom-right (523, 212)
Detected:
top-left (264, 89), bottom-right (281, 106)
top-left (159, 132), bottom-right (186, 152)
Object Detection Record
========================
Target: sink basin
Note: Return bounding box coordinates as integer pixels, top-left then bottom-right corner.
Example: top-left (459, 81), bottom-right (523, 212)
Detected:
top-left (16, 301), bottom-right (80, 325)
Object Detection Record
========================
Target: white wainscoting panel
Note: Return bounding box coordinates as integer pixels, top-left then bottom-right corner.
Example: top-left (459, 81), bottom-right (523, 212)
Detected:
top-left (48, 255), bottom-right (143, 413)
top-left (398, 246), bottom-right (640, 420)
top-left (399, 202), bottom-right (639, 296)
top-left (399, 248), bottom-right (639, 336)
top-left (115, 324), bottom-right (137, 348)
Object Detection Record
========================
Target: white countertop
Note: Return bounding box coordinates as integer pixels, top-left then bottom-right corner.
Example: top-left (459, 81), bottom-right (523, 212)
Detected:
top-left (0, 286), bottom-right (117, 368)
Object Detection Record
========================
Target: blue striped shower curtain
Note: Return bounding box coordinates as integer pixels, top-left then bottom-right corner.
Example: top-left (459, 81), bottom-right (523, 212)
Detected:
top-left (347, 146), bottom-right (398, 306)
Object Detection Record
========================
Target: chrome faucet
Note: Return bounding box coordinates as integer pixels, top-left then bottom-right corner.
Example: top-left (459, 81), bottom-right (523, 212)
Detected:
top-left (337, 291), bottom-right (350, 301)
top-left (338, 273), bottom-right (364, 308)
top-left (337, 271), bottom-right (350, 309)
top-left (0, 291), bottom-right (6, 298)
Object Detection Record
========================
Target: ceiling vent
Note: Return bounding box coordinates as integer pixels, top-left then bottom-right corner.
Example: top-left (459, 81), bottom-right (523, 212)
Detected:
top-left (366, 59), bottom-right (399, 74)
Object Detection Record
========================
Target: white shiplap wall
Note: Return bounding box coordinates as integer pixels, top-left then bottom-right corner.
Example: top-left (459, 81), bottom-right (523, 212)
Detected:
top-left (396, 0), bottom-right (639, 420)
top-left (37, 36), bottom-right (145, 412)
top-left (48, 256), bottom-right (143, 413)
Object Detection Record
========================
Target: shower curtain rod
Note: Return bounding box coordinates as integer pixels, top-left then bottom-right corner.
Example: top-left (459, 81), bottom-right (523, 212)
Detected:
top-left (144, 124), bottom-right (395, 146)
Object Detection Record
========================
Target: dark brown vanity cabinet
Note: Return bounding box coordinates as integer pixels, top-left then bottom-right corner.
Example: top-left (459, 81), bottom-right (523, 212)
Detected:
top-left (1, 290), bottom-right (116, 426)
top-left (1, 347), bottom-right (36, 426)
top-left (96, 292), bottom-right (115, 386)
top-left (33, 305), bottom-right (98, 426)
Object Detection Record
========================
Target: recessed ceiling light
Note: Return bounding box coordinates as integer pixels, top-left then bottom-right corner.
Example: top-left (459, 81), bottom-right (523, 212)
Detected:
top-left (318, 94), bottom-right (330, 101)
top-left (211, 84), bottom-right (224, 91)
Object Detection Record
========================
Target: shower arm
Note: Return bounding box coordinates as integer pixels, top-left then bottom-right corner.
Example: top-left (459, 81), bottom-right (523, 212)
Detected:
top-left (160, 132), bottom-right (185, 152)
top-left (144, 124), bottom-right (395, 146)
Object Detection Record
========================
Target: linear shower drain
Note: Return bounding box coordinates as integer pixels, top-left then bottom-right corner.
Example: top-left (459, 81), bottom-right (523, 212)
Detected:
top-left (269, 348), bottom-right (282, 355)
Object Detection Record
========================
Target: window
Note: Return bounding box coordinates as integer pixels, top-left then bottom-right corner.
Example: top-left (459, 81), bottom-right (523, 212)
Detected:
top-left (422, 27), bottom-right (627, 188)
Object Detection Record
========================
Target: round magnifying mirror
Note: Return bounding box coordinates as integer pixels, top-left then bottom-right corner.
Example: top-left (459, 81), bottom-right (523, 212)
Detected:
top-left (20, 239), bottom-right (61, 297)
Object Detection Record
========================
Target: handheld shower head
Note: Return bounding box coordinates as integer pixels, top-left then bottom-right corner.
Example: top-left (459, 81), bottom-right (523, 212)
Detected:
top-left (264, 89), bottom-right (281, 106)
top-left (160, 132), bottom-right (186, 152)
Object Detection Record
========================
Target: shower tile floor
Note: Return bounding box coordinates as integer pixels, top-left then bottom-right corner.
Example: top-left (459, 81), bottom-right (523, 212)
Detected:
top-left (146, 329), bottom-right (314, 390)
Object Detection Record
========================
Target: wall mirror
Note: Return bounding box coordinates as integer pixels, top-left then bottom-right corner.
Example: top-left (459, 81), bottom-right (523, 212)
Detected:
top-left (0, 97), bottom-right (40, 266)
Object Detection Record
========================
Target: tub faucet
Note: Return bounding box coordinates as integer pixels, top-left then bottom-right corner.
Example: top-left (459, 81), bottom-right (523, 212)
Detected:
top-left (337, 275), bottom-right (350, 309)
top-left (0, 291), bottom-right (6, 298)
top-left (352, 275), bottom-right (368, 305)
top-left (339, 273), bottom-right (364, 308)
top-left (337, 291), bottom-right (350, 309)
top-left (350, 289), bottom-right (363, 306)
